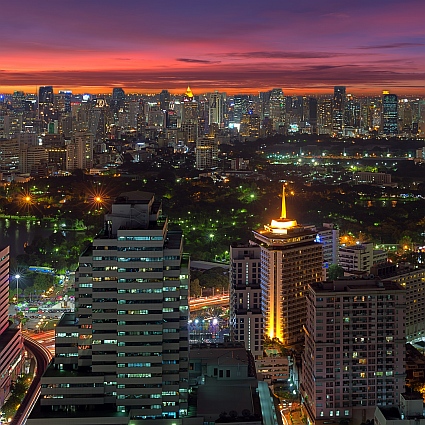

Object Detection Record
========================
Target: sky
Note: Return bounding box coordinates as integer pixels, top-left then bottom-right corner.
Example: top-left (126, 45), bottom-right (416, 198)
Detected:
top-left (1, 0), bottom-right (425, 95)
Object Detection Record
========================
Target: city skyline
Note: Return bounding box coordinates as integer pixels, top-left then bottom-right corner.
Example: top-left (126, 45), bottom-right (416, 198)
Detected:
top-left (1, 0), bottom-right (425, 95)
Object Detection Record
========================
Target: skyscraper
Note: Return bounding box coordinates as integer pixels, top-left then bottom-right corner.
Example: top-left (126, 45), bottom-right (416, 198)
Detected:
top-left (308, 97), bottom-right (318, 134)
top-left (332, 86), bottom-right (346, 134)
top-left (268, 88), bottom-right (285, 131)
top-left (208, 91), bottom-right (224, 128)
top-left (159, 90), bottom-right (171, 111)
top-left (252, 186), bottom-right (323, 346)
top-left (382, 91), bottom-right (398, 135)
top-left (112, 88), bottom-right (126, 111)
top-left (38, 86), bottom-right (55, 128)
top-left (30, 192), bottom-right (189, 423)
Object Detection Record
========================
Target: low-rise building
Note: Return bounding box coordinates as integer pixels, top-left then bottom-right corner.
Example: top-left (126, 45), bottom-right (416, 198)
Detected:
top-left (375, 393), bottom-right (425, 425)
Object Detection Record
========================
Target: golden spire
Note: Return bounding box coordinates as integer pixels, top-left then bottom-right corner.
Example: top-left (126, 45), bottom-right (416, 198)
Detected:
top-left (185, 85), bottom-right (194, 98)
top-left (281, 184), bottom-right (286, 219)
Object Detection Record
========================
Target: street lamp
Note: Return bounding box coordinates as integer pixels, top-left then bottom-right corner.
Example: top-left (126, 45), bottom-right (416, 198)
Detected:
top-left (14, 274), bottom-right (20, 306)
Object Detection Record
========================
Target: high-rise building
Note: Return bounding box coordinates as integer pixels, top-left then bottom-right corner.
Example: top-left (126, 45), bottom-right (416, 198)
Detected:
top-left (112, 88), bottom-right (126, 111)
top-left (239, 113), bottom-right (260, 138)
top-left (56, 90), bottom-right (72, 113)
top-left (208, 91), bottom-right (224, 128)
top-left (159, 90), bottom-right (171, 111)
top-left (317, 97), bottom-right (332, 134)
top-left (370, 263), bottom-right (425, 343)
top-left (182, 86), bottom-right (198, 123)
top-left (29, 192), bottom-right (190, 423)
top-left (195, 137), bottom-right (218, 170)
top-left (0, 246), bottom-right (24, 409)
top-left (332, 86), bottom-right (346, 134)
top-left (382, 91), bottom-right (398, 135)
top-left (308, 98), bottom-right (318, 134)
top-left (268, 88), bottom-right (285, 132)
top-left (233, 95), bottom-right (250, 125)
top-left (229, 243), bottom-right (263, 358)
top-left (252, 186), bottom-right (323, 346)
top-left (301, 279), bottom-right (406, 424)
top-left (66, 132), bottom-right (94, 170)
top-left (38, 86), bottom-right (55, 128)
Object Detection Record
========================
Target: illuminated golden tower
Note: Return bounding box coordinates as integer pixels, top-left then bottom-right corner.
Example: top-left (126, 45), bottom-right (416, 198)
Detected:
top-left (253, 185), bottom-right (323, 346)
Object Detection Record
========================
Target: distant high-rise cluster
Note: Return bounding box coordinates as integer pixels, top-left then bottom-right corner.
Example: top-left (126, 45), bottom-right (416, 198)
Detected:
top-left (0, 85), bottom-right (423, 175)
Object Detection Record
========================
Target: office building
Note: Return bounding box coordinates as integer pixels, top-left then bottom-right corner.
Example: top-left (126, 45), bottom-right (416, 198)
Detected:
top-left (112, 88), bottom-right (126, 112)
top-left (240, 113), bottom-right (260, 138)
top-left (382, 92), bottom-right (398, 136)
top-left (301, 279), bottom-right (406, 425)
top-left (159, 90), bottom-right (171, 111)
top-left (28, 192), bottom-right (189, 424)
top-left (308, 98), bottom-right (318, 134)
top-left (208, 91), bottom-right (224, 128)
top-left (0, 246), bottom-right (24, 409)
top-left (38, 86), bottom-right (55, 128)
top-left (252, 186), bottom-right (323, 346)
top-left (229, 243), bottom-right (263, 358)
top-left (233, 95), bottom-right (250, 125)
top-left (268, 88), bottom-right (285, 132)
top-left (332, 86), bottom-right (346, 134)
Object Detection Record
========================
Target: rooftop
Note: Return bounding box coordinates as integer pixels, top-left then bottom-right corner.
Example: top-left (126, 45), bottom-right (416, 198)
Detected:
top-left (311, 279), bottom-right (404, 293)
top-left (114, 191), bottom-right (154, 203)
top-left (0, 326), bottom-right (21, 353)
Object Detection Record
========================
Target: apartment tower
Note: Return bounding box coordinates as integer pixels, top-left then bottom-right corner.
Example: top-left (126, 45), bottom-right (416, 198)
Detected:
top-left (229, 243), bottom-right (263, 358)
top-left (302, 279), bottom-right (406, 425)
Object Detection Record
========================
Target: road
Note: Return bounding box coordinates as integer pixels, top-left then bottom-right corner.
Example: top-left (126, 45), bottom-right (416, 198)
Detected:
top-left (189, 294), bottom-right (229, 311)
top-left (10, 336), bottom-right (52, 425)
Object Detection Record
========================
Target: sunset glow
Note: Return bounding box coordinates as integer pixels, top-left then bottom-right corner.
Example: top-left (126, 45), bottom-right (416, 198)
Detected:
top-left (1, 0), bottom-right (425, 95)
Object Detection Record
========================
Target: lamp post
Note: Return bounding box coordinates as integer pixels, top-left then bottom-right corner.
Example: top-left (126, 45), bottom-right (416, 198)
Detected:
top-left (14, 274), bottom-right (20, 306)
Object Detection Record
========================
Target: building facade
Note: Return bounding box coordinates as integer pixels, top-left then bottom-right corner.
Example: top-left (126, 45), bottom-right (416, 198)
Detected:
top-left (302, 279), bottom-right (406, 425)
top-left (30, 192), bottom-right (190, 424)
top-left (339, 242), bottom-right (388, 274)
top-left (0, 246), bottom-right (24, 409)
top-left (229, 243), bottom-right (263, 358)
top-left (252, 187), bottom-right (323, 346)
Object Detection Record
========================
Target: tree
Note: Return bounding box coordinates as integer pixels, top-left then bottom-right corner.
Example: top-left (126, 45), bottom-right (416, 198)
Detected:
top-left (33, 274), bottom-right (53, 294)
top-left (190, 278), bottom-right (202, 297)
top-left (328, 264), bottom-right (345, 281)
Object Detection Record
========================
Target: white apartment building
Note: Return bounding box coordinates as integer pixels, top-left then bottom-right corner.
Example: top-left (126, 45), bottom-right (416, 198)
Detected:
top-left (229, 243), bottom-right (263, 358)
top-left (339, 242), bottom-right (387, 274)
